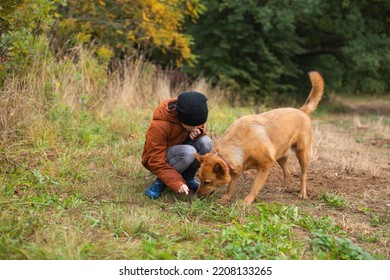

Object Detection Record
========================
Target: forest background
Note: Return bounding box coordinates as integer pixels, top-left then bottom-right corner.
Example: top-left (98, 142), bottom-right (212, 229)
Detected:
top-left (2, 0), bottom-right (389, 99)
top-left (0, 0), bottom-right (389, 260)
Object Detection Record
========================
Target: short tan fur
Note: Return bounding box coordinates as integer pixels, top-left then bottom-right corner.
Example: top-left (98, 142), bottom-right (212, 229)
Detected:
top-left (195, 71), bottom-right (325, 205)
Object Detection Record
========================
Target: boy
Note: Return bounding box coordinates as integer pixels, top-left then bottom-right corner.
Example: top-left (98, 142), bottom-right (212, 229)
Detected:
top-left (141, 91), bottom-right (212, 199)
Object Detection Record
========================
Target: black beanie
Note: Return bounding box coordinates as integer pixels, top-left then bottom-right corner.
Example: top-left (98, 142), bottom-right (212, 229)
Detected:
top-left (176, 91), bottom-right (208, 126)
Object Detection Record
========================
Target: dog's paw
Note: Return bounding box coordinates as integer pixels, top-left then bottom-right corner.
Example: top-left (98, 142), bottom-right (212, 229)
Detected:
top-left (243, 196), bottom-right (255, 205)
top-left (278, 186), bottom-right (289, 193)
top-left (217, 195), bottom-right (231, 204)
top-left (299, 192), bottom-right (308, 200)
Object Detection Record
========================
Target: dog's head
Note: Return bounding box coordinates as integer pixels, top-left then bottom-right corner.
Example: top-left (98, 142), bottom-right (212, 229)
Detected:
top-left (194, 153), bottom-right (231, 196)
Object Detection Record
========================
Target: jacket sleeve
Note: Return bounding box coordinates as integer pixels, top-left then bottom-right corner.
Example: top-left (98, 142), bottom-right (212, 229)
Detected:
top-left (143, 123), bottom-right (186, 192)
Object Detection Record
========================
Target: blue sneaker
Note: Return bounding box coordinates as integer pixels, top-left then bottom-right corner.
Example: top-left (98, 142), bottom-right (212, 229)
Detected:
top-left (186, 178), bottom-right (200, 191)
top-left (145, 179), bottom-right (166, 199)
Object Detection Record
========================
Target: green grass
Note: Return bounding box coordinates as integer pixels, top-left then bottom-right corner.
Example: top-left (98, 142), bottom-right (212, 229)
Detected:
top-left (0, 104), bottom-right (384, 260)
top-left (207, 105), bottom-right (256, 135)
top-left (321, 192), bottom-right (350, 208)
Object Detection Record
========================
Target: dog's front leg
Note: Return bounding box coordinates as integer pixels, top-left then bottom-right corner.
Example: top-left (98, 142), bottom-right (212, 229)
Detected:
top-left (243, 166), bottom-right (272, 205)
top-left (218, 174), bottom-right (240, 204)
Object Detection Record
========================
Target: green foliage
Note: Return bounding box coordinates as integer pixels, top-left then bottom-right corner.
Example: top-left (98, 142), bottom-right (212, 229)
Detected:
top-left (213, 204), bottom-right (303, 259)
top-left (0, 0), bottom-right (65, 76)
top-left (0, 0), bottom-right (205, 82)
top-left (297, 0), bottom-right (390, 95)
top-left (369, 215), bottom-right (386, 227)
top-left (199, 203), bottom-right (373, 260)
top-left (55, 0), bottom-right (205, 66)
top-left (321, 192), bottom-right (350, 208)
top-left (311, 234), bottom-right (374, 260)
top-left (185, 0), bottom-right (390, 98)
top-left (2, 0), bottom-right (389, 98)
top-left (186, 0), bottom-right (303, 99)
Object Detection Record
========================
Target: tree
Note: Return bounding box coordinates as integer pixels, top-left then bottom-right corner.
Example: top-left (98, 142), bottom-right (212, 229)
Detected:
top-left (0, 0), bottom-right (65, 75)
top-left (295, 0), bottom-right (390, 95)
top-left (184, 0), bottom-right (319, 100)
top-left (57, 0), bottom-right (205, 66)
top-left (185, 0), bottom-right (390, 98)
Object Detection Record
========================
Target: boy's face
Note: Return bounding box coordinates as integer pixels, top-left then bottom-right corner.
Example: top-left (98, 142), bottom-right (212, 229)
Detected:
top-left (182, 123), bottom-right (200, 132)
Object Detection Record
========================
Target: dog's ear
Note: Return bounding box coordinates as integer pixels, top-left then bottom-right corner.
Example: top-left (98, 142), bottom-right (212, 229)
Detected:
top-left (213, 162), bottom-right (225, 177)
top-left (194, 153), bottom-right (204, 163)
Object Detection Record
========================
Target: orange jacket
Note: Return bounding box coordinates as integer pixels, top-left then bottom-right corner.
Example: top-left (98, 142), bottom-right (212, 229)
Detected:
top-left (141, 98), bottom-right (206, 192)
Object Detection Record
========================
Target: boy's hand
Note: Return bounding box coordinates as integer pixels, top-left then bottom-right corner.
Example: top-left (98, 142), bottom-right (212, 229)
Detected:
top-left (189, 128), bottom-right (201, 140)
top-left (178, 184), bottom-right (189, 195)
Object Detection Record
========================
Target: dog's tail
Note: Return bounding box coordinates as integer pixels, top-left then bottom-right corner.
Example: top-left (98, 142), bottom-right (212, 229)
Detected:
top-left (300, 71), bottom-right (325, 115)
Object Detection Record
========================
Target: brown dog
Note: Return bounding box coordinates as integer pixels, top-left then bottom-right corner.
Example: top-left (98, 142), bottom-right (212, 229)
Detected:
top-left (194, 71), bottom-right (325, 205)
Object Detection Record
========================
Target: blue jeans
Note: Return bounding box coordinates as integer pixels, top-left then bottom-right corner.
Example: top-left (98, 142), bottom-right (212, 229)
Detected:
top-left (167, 135), bottom-right (212, 178)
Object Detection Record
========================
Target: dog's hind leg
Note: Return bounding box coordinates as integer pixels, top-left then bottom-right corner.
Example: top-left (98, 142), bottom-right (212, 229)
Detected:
top-left (218, 174), bottom-right (240, 204)
top-left (295, 148), bottom-right (310, 199)
top-left (243, 164), bottom-right (273, 205)
top-left (277, 156), bottom-right (291, 191)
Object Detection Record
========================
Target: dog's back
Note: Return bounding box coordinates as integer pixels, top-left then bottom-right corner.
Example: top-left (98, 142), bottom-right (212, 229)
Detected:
top-left (218, 107), bottom-right (311, 165)
top-left (219, 71), bottom-right (325, 163)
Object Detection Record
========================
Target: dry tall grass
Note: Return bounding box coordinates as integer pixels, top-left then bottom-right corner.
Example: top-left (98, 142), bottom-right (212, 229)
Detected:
top-left (0, 48), bottom-right (227, 143)
top-left (103, 56), bottom-right (230, 113)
